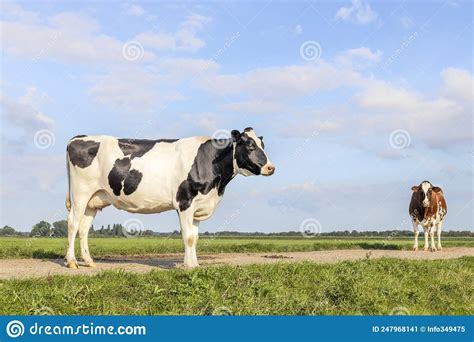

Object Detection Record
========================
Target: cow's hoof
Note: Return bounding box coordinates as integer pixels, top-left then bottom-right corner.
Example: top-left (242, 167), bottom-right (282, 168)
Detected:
top-left (430, 247), bottom-right (437, 252)
top-left (84, 262), bottom-right (96, 268)
top-left (413, 247), bottom-right (418, 251)
top-left (438, 247), bottom-right (443, 251)
top-left (423, 248), bottom-right (429, 252)
top-left (66, 261), bottom-right (79, 269)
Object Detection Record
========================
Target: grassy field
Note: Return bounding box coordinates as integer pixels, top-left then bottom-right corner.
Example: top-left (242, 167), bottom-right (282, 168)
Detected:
top-left (1, 236), bottom-right (473, 259)
top-left (0, 257), bottom-right (472, 315)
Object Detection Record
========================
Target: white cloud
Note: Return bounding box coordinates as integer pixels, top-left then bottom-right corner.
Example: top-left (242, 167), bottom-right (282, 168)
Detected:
top-left (19, 86), bottom-right (53, 109)
top-left (180, 113), bottom-right (222, 132)
top-left (49, 11), bottom-right (100, 34)
top-left (356, 80), bottom-right (419, 111)
top-left (336, 47), bottom-right (382, 69)
top-left (335, 0), bottom-right (378, 24)
top-left (1, 7), bottom-right (210, 67)
top-left (88, 58), bottom-right (217, 112)
top-left (0, 15), bottom-right (154, 65)
top-left (292, 24), bottom-right (303, 35)
top-left (198, 61), bottom-right (363, 99)
top-left (354, 70), bottom-right (473, 149)
top-left (135, 14), bottom-right (211, 52)
top-left (124, 4), bottom-right (145, 17)
top-left (1, 154), bottom-right (64, 194)
top-left (219, 100), bottom-right (286, 114)
top-left (1, 88), bottom-right (54, 134)
top-left (280, 118), bottom-right (342, 137)
top-left (135, 31), bottom-right (177, 50)
top-left (272, 67), bottom-right (472, 152)
top-left (158, 57), bottom-right (219, 76)
top-left (180, 14), bottom-right (211, 31)
top-left (441, 67), bottom-right (474, 103)
top-left (196, 74), bottom-right (244, 96)
top-left (1, 1), bottom-right (39, 23)
top-left (1, 4), bottom-right (214, 112)
top-left (88, 66), bottom-right (185, 112)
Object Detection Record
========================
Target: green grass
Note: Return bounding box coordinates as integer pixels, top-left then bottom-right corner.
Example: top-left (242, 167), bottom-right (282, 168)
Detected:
top-left (0, 236), bottom-right (472, 259)
top-left (1, 257), bottom-right (472, 315)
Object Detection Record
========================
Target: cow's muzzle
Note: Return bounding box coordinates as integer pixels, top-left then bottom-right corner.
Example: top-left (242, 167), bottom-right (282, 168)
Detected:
top-left (261, 163), bottom-right (275, 176)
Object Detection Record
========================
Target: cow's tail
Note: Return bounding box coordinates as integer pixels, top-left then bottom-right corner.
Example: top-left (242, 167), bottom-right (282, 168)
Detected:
top-left (65, 145), bottom-right (72, 212)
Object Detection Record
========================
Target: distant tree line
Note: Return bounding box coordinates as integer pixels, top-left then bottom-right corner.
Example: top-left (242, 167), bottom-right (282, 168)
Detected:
top-left (0, 222), bottom-right (158, 238)
top-left (0, 224), bottom-right (472, 237)
top-left (201, 230), bottom-right (474, 237)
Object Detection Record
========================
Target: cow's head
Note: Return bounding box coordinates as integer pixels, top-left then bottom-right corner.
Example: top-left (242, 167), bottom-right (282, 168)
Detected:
top-left (231, 127), bottom-right (275, 176)
top-left (411, 181), bottom-right (442, 207)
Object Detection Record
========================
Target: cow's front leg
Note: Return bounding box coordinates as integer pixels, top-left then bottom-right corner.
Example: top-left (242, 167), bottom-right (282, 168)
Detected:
top-left (436, 221), bottom-right (443, 251)
top-left (178, 211), bottom-right (200, 268)
top-left (412, 221), bottom-right (419, 251)
top-left (423, 228), bottom-right (429, 251)
top-left (429, 227), bottom-right (437, 252)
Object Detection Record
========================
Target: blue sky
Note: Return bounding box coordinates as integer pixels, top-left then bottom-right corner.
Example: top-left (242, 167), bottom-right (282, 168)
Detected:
top-left (1, 0), bottom-right (472, 233)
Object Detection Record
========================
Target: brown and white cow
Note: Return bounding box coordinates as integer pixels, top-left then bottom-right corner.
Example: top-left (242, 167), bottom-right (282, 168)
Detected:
top-left (65, 128), bottom-right (275, 268)
top-left (409, 181), bottom-right (447, 252)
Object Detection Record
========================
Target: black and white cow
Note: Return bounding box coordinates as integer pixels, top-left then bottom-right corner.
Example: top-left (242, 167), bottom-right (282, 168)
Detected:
top-left (65, 128), bottom-right (274, 268)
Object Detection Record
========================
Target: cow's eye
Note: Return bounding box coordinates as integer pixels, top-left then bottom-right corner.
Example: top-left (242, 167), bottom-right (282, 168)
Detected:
top-left (247, 142), bottom-right (256, 151)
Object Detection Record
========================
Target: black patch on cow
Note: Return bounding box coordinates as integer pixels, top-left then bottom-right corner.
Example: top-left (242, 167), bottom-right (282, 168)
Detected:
top-left (176, 140), bottom-right (234, 212)
top-left (68, 139), bottom-right (100, 168)
top-left (234, 133), bottom-right (267, 175)
top-left (123, 169), bottom-right (143, 195)
top-left (108, 157), bottom-right (143, 196)
top-left (118, 138), bottom-right (179, 159)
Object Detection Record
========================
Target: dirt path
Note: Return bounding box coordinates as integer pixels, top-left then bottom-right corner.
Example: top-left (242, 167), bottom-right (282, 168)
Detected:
top-left (1, 248), bottom-right (473, 280)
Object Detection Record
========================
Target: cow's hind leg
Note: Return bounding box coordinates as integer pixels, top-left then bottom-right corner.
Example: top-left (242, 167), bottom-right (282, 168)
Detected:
top-left (178, 211), bottom-right (200, 268)
top-left (429, 226), bottom-right (437, 252)
top-left (66, 208), bottom-right (78, 268)
top-left (65, 193), bottom-right (89, 268)
top-left (79, 207), bottom-right (97, 267)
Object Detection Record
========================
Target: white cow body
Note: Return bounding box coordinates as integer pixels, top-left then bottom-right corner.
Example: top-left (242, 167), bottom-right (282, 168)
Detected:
top-left (72, 136), bottom-right (207, 214)
top-left (65, 129), bottom-right (274, 268)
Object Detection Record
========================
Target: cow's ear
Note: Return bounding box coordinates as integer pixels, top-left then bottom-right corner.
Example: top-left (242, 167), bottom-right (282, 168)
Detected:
top-left (411, 186), bottom-right (419, 192)
top-left (432, 186), bottom-right (443, 193)
top-left (258, 136), bottom-right (263, 140)
top-left (231, 130), bottom-right (241, 142)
